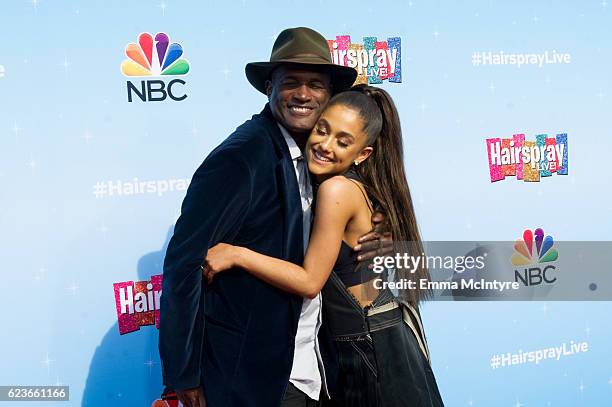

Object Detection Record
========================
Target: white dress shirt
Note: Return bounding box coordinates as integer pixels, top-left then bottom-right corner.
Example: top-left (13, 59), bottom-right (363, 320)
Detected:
top-left (278, 123), bottom-right (326, 401)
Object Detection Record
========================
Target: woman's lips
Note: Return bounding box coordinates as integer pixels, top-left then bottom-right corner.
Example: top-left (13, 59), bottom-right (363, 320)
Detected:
top-left (311, 149), bottom-right (333, 165)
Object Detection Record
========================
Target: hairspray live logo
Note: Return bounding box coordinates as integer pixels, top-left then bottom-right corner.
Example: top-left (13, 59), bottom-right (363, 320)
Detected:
top-left (113, 274), bottom-right (162, 334)
top-left (327, 35), bottom-right (401, 85)
top-left (486, 133), bottom-right (568, 182)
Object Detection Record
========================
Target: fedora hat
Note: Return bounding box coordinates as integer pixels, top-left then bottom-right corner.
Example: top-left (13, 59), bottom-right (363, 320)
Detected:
top-left (246, 27), bottom-right (357, 94)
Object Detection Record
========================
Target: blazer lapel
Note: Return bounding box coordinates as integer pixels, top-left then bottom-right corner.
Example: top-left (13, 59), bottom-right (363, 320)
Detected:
top-left (276, 157), bottom-right (304, 263)
top-left (262, 105), bottom-right (304, 263)
top-left (263, 106), bottom-right (305, 324)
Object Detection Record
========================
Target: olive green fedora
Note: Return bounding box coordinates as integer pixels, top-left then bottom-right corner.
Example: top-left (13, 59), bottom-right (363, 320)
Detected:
top-left (246, 27), bottom-right (358, 94)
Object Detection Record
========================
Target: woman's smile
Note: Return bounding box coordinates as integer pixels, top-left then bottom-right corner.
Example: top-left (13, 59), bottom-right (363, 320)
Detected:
top-left (310, 148), bottom-right (334, 165)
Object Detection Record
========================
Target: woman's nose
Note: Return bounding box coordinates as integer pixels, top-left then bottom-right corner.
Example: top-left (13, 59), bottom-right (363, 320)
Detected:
top-left (320, 136), bottom-right (334, 151)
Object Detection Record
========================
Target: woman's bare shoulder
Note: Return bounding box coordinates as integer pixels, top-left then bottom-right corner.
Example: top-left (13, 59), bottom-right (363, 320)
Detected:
top-left (317, 175), bottom-right (365, 209)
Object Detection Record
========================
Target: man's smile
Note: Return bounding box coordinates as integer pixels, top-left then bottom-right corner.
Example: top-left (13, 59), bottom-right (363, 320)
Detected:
top-left (287, 104), bottom-right (315, 116)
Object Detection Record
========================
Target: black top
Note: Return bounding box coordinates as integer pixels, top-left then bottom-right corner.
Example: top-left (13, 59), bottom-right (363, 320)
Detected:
top-left (332, 171), bottom-right (378, 287)
top-left (334, 241), bottom-right (376, 287)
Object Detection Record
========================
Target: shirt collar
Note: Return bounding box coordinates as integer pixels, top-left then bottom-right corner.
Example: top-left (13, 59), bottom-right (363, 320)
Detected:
top-left (277, 123), bottom-right (303, 161)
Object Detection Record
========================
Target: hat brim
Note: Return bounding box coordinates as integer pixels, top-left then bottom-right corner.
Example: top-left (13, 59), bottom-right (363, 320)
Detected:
top-left (245, 60), bottom-right (358, 95)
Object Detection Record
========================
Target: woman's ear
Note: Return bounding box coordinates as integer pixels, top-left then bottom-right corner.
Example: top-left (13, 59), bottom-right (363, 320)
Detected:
top-left (356, 146), bottom-right (374, 165)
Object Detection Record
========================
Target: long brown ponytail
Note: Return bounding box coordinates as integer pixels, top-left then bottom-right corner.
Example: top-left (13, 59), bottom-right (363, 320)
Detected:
top-left (327, 84), bottom-right (429, 305)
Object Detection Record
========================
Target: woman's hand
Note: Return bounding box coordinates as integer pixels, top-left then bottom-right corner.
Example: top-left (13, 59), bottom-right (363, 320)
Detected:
top-left (203, 243), bottom-right (239, 282)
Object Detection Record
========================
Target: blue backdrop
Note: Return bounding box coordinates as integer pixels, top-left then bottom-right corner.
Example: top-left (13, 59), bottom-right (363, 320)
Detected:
top-left (1, 0), bottom-right (611, 406)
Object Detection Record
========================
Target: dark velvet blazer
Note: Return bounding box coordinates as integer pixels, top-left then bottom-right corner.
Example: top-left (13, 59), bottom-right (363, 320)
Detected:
top-left (159, 104), bottom-right (306, 406)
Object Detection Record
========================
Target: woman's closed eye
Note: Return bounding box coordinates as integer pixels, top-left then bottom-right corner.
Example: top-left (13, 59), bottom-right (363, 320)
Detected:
top-left (337, 138), bottom-right (351, 148)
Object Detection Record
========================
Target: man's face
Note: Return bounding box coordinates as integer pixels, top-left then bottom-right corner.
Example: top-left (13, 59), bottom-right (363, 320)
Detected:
top-left (266, 66), bottom-right (332, 139)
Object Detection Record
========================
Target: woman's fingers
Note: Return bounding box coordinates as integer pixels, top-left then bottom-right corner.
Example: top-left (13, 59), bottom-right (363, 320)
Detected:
top-left (202, 261), bottom-right (215, 283)
top-left (202, 243), bottom-right (235, 282)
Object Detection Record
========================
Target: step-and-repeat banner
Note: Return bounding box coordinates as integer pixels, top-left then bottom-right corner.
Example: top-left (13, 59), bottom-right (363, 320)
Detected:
top-left (1, 1), bottom-right (611, 406)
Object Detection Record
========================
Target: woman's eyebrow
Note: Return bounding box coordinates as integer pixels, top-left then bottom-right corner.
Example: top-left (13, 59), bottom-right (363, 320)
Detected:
top-left (336, 132), bottom-right (355, 142)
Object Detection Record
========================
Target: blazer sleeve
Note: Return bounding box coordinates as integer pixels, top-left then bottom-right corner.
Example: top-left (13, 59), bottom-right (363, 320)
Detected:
top-left (159, 146), bottom-right (253, 391)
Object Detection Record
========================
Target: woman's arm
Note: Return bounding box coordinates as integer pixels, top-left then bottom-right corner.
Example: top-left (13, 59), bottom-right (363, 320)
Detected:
top-left (205, 176), bottom-right (358, 298)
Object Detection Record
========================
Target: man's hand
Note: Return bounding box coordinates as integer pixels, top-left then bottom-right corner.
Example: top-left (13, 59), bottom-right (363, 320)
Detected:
top-left (353, 211), bottom-right (393, 263)
top-left (176, 387), bottom-right (206, 407)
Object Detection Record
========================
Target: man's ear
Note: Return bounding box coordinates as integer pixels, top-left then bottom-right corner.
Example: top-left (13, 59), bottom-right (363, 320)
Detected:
top-left (265, 80), bottom-right (273, 98)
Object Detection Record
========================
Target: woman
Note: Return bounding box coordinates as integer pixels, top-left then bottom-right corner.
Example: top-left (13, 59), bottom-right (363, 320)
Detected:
top-left (204, 85), bottom-right (444, 407)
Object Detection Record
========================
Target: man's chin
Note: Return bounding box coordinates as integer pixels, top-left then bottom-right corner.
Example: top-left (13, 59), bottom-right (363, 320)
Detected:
top-left (285, 122), bottom-right (315, 136)
top-left (283, 112), bottom-right (318, 131)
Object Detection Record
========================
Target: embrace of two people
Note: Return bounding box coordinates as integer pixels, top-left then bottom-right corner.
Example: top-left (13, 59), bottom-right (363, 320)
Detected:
top-left (159, 27), bottom-right (445, 407)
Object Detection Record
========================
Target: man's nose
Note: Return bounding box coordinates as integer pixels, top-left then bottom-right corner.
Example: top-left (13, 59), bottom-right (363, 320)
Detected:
top-left (292, 84), bottom-right (312, 101)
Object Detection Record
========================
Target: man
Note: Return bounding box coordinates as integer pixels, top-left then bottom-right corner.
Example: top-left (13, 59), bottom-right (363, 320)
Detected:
top-left (159, 27), bottom-right (388, 407)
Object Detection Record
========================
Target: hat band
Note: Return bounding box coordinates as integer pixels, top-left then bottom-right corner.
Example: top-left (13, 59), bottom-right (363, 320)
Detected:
top-left (272, 52), bottom-right (331, 63)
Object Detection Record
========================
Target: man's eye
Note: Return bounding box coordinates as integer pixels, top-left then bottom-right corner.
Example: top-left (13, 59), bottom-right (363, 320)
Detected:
top-left (337, 140), bottom-right (349, 148)
top-left (316, 127), bottom-right (327, 135)
top-left (311, 82), bottom-right (324, 89)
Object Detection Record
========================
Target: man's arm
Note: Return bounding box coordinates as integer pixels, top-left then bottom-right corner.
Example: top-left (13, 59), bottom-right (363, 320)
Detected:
top-left (159, 147), bottom-right (252, 392)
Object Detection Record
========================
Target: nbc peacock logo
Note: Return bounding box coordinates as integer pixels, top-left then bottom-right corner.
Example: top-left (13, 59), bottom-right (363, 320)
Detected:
top-left (511, 228), bottom-right (559, 265)
top-left (121, 32), bottom-right (190, 102)
top-left (121, 32), bottom-right (190, 76)
top-left (512, 228), bottom-right (559, 286)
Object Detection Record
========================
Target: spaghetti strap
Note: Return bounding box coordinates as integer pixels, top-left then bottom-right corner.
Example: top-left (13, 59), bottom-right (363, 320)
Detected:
top-left (346, 177), bottom-right (374, 214)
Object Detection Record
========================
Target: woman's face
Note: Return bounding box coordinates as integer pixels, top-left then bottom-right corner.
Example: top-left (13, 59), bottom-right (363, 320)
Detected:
top-left (306, 104), bottom-right (373, 181)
